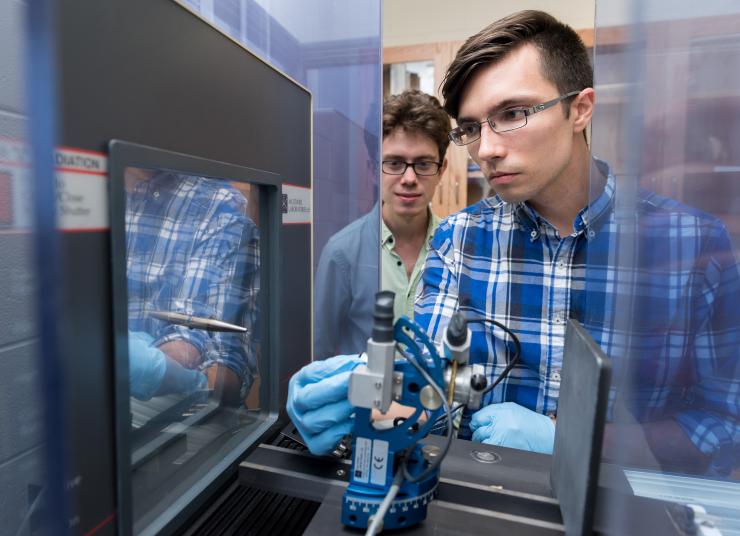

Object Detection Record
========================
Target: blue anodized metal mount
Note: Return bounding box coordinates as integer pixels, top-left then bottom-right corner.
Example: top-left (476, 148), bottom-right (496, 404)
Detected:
top-left (341, 317), bottom-right (446, 530)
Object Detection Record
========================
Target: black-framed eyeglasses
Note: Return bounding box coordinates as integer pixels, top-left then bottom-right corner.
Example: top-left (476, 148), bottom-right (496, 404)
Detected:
top-left (382, 160), bottom-right (442, 176)
top-left (448, 91), bottom-right (581, 146)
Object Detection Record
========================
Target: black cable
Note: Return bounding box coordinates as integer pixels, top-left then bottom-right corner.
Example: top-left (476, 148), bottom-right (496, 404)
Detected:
top-left (434, 316), bottom-right (522, 423)
top-left (466, 317), bottom-right (521, 398)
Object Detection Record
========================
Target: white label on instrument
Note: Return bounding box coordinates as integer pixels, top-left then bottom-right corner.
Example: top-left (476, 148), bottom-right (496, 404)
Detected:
top-left (55, 147), bottom-right (108, 231)
top-left (354, 437), bottom-right (371, 484)
top-left (370, 439), bottom-right (389, 486)
top-left (281, 183), bottom-right (311, 225)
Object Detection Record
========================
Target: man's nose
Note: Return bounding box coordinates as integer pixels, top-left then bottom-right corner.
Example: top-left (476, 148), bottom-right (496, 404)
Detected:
top-left (476, 121), bottom-right (507, 161)
top-left (399, 165), bottom-right (418, 185)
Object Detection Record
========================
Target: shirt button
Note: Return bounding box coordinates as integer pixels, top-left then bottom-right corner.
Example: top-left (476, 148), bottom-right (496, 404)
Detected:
top-left (389, 237), bottom-right (394, 243)
top-left (530, 230), bottom-right (537, 238)
top-left (397, 261), bottom-right (402, 266)
top-left (551, 370), bottom-right (561, 382)
top-left (553, 315), bottom-right (563, 325)
top-left (588, 230), bottom-right (595, 239)
top-left (153, 190), bottom-right (160, 198)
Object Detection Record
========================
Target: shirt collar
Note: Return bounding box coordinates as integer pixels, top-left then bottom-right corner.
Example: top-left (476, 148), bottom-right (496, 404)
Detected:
top-left (508, 157), bottom-right (616, 242)
top-left (577, 158), bottom-right (615, 239)
top-left (381, 206), bottom-right (439, 247)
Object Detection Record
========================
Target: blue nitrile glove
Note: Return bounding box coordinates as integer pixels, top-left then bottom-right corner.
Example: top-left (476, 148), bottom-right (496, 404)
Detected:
top-left (470, 402), bottom-right (555, 454)
top-left (287, 354), bottom-right (364, 455)
top-left (129, 331), bottom-right (167, 400)
top-left (128, 331), bottom-right (207, 400)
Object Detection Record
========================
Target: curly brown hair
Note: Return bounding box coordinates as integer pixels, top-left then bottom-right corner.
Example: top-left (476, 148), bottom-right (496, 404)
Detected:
top-left (441, 10), bottom-right (592, 119)
top-left (383, 89), bottom-right (451, 161)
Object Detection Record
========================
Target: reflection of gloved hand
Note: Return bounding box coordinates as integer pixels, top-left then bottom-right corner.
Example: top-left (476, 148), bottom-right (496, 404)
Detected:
top-left (470, 402), bottom-right (555, 454)
top-left (128, 331), bottom-right (207, 400)
top-left (129, 331), bottom-right (167, 400)
top-left (287, 355), bottom-right (363, 455)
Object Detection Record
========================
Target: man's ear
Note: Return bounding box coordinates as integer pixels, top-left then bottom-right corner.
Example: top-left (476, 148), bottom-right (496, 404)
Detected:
top-left (438, 156), bottom-right (449, 177)
top-left (571, 88), bottom-right (595, 134)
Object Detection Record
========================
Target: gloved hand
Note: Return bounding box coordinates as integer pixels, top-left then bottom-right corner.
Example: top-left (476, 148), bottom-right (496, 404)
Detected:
top-left (128, 331), bottom-right (207, 400)
top-left (470, 402), bottom-right (555, 454)
top-left (129, 331), bottom-right (167, 400)
top-left (287, 354), bottom-right (363, 455)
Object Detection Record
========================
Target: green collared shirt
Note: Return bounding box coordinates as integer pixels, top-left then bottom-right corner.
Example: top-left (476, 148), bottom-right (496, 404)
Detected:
top-left (381, 208), bottom-right (441, 322)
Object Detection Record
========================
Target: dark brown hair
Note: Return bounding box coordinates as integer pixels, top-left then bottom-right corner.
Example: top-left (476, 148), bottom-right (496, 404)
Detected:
top-left (441, 10), bottom-right (592, 119)
top-left (383, 89), bottom-right (451, 161)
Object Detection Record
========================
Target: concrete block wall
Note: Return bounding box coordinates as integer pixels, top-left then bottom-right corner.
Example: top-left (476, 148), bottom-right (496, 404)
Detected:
top-left (0, 1), bottom-right (47, 534)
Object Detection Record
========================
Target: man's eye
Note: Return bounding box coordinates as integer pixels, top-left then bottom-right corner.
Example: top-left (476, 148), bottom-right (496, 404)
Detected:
top-left (386, 161), bottom-right (405, 170)
top-left (415, 162), bottom-right (433, 171)
top-left (459, 123), bottom-right (479, 135)
top-left (500, 109), bottom-right (526, 122)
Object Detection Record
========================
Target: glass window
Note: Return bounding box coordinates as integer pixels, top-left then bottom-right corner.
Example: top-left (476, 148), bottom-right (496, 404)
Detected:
top-left (0, 0), bottom-right (59, 532)
top-left (589, 2), bottom-right (740, 532)
top-left (175, 0), bottom-right (383, 359)
top-left (124, 167), bottom-right (268, 530)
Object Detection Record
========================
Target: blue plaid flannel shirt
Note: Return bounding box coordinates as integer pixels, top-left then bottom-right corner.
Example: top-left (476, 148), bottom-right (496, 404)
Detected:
top-left (416, 160), bottom-right (740, 473)
top-left (126, 171), bottom-right (259, 394)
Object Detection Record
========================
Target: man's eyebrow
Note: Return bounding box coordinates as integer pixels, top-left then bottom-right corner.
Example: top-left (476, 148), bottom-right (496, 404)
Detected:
top-left (383, 153), bottom-right (438, 161)
top-left (457, 96), bottom-right (537, 123)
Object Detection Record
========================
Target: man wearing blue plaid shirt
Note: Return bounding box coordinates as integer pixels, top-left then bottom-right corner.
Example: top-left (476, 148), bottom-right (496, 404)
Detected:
top-left (287, 11), bottom-right (739, 475)
top-left (414, 10), bottom-right (740, 475)
top-left (126, 168), bottom-right (259, 406)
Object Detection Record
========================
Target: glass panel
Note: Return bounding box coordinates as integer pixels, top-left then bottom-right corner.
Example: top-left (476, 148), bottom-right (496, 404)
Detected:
top-left (177, 0), bottom-right (383, 359)
top-left (590, 1), bottom-right (740, 532)
top-left (123, 166), bottom-right (267, 530)
top-left (0, 0), bottom-right (59, 532)
top-left (0, 136), bottom-right (48, 535)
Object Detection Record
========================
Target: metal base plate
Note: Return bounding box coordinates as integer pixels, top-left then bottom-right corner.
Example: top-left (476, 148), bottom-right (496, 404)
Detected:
top-left (239, 428), bottom-right (684, 535)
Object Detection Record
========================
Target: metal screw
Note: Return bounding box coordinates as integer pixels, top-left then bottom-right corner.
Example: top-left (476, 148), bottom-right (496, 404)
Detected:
top-left (336, 469), bottom-right (346, 477)
top-left (471, 450), bottom-right (501, 464)
top-left (374, 382), bottom-right (382, 389)
top-left (421, 445), bottom-right (441, 462)
top-left (419, 385), bottom-right (442, 410)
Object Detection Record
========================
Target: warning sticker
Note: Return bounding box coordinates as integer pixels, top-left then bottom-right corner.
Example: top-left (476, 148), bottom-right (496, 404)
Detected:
top-left (370, 439), bottom-right (389, 486)
top-left (281, 183), bottom-right (311, 225)
top-left (55, 147), bottom-right (108, 231)
top-left (353, 437), bottom-right (371, 484)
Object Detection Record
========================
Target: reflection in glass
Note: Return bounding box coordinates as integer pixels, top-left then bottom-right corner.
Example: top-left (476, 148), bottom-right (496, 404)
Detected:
top-left (383, 60), bottom-right (435, 97)
top-left (123, 167), bottom-right (263, 529)
top-left (590, 2), bottom-right (740, 532)
top-left (184, 0), bottom-right (382, 268)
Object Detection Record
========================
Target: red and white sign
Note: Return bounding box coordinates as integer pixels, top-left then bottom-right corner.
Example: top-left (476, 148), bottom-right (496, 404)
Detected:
top-left (54, 147), bottom-right (108, 231)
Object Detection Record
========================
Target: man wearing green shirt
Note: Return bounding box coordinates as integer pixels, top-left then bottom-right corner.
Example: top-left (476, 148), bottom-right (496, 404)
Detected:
top-left (381, 208), bottom-right (439, 321)
top-left (314, 89), bottom-right (451, 358)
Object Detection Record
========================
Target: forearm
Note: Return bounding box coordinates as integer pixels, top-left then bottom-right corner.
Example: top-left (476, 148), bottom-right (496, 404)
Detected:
top-left (160, 339), bottom-right (243, 405)
top-left (159, 339), bottom-right (201, 368)
top-left (205, 363), bottom-right (243, 406)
